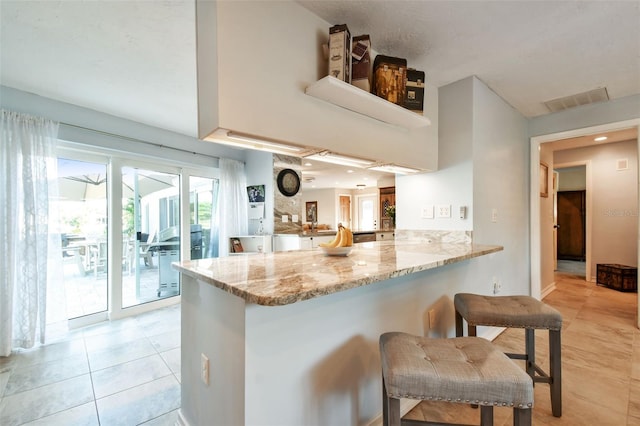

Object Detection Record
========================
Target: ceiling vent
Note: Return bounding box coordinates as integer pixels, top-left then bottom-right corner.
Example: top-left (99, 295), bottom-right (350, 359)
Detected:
top-left (544, 87), bottom-right (609, 113)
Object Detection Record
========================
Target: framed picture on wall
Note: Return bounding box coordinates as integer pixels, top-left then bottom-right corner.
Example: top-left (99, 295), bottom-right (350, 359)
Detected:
top-left (306, 201), bottom-right (317, 222)
top-left (247, 185), bottom-right (265, 202)
top-left (540, 162), bottom-right (549, 198)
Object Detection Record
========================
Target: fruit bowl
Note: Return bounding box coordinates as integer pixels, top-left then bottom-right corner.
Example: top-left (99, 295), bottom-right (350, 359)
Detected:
top-left (319, 246), bottom-right (353, 257)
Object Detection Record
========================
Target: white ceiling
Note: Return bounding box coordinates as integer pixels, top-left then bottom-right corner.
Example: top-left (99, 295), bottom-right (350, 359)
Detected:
top-left (1, 1), bottom-right (639, 189)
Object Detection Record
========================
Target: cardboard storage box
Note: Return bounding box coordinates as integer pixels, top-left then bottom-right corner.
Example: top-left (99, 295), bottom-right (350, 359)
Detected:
top-left (404, 68), bottom-right (425, 114)
top-left (597, 263), bottom-right (637, 292)
top-left (351, 35), bottom-right (371, 91)
top-left (329, 24), bottom-right (351, 83)
top-left (372, 55), bottom-right (407, 105)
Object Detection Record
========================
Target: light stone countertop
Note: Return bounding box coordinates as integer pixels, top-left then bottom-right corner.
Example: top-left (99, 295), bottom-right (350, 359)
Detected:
top-left (173, 240), bottom-right (503, 306)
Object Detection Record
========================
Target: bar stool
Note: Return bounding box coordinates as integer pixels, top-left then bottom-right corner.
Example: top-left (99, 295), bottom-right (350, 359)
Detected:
top-left (454, 293), bottom-right (563, 417)
top-left (380, 332), bottom-right (533, 426)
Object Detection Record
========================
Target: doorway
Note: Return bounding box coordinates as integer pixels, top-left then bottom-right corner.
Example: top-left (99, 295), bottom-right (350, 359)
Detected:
top-left (530, 118), bottom-right (640, 328)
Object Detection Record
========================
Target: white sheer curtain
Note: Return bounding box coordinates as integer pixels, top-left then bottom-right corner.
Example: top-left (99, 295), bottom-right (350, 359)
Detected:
top-left (1, 110), bottom-right (59, 357)
top-left (218, 158), bottom-right (248, 256)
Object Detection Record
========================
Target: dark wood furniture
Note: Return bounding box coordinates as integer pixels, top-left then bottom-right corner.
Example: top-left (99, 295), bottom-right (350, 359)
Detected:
top-left (597, 264), bottom-right (637, 292)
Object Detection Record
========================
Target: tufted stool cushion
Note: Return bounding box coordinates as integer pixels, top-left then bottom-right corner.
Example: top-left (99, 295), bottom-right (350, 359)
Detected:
top-left (380, 332), bottom-right (533, 408)
top-left (454, 293), bottom-right (563, 417)
top-left (454, 294), bottom-right (562, 330)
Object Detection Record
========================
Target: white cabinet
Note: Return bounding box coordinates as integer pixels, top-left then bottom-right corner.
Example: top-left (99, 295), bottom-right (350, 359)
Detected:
top-left (272, 234), bottom-right (301, 252)
top-left (229, 235), bottom-right (272, 255)
top-left (198, 1), bottom-right (438, 172)
top-left (300, 235), bottom-right (335, 250)
top-left (376, 231), bottom-right (395, 241)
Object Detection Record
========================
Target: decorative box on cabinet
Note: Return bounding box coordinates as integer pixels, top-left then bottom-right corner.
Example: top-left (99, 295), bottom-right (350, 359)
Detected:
top-left (596, 264), bottom-right (637, 292)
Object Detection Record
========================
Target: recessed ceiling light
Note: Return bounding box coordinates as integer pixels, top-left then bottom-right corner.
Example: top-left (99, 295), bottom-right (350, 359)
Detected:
top-left (594, 136), bottom-right (607, 141)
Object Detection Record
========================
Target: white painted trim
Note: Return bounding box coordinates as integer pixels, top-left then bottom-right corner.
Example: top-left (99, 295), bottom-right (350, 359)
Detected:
top-left (177, 409), bottom-right (189, 426)
top-left (530, 118), bottom-right (640, 301)
top-left (541, 282), bottom-right (557, 299)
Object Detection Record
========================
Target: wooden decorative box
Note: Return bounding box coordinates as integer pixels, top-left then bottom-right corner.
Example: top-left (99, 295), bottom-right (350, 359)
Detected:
top-left (596, 264), bottom-right (637, 292)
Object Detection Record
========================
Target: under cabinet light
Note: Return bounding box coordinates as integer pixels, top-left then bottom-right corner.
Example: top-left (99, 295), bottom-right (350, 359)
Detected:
top-left (594, 136), bottom-right (608, 142)
top-left (304, 151), bottom-right (375, 168)
top-left (368, 164), bottom-right (422, 175)
top-left (226, 131), bottom-right (305, 153)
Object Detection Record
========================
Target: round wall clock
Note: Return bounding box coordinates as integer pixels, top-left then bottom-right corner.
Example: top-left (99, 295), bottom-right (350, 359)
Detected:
top-left (277, 168), bottom-right (300, 197)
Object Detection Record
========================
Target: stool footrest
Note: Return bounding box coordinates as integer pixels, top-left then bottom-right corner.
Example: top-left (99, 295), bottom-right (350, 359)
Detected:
top-left (401, 420), bottom-right (477, 426)
top-left (505, 352), bottom-right (527, 360)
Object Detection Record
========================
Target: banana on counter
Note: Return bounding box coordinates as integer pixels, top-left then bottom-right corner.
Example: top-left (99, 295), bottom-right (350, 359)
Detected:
top-left (319, 224), bottom-right (353, 248)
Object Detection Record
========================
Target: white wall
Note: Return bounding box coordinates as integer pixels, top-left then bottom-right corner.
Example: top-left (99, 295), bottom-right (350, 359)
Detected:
top-left (397, 77), bottom-right (473, 231)
top-left (555, 140), bottom-right (638, 275)
top-left (0, 86), bottom-right (243, 166)
top-left (301, 188), bottom-right (338, 228)
top-left (539, 144), bottom-right (556, 293)
top-left (398, 76), bottom-right (530, 314)
top-left (245, 150), bottom-right (274, 235)
top-left (557, 167), bottom-right (586, 191)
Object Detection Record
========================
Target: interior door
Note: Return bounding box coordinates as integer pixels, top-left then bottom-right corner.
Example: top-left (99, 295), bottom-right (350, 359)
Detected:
top-left (338, 195), bottom-right (351, 228)
top-left (557, 190), bottom-right (586, 261)
top-left (357, 194), bottom-right (378, 231)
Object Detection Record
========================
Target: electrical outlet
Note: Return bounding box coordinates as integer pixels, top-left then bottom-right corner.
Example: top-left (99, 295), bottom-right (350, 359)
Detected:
top-left (491, 208), bottom-right (498, 223)
top-left (492, 277), bottom-right (501, 294)
top-left (201, 353), bottom-right (209, 385)
top-left (436, 205), bottom-right (451, 218)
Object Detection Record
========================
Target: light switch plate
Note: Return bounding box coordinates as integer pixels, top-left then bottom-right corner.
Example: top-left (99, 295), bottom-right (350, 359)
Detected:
top-left (422, 205), bottom-right (434, 219)
top-left (282, 215), bottom-right (288, 223)
top-left (436, 205), bottom-right (451, 218)
top-left (292, 214), bottom-right (298, 222)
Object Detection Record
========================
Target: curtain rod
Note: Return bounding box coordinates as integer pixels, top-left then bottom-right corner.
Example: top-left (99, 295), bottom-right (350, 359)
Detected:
top-left (60, 122), bottom-right (221, 161)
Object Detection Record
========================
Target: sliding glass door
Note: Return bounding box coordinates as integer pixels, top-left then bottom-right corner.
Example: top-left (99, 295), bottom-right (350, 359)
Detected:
top-left (55, 156), bottom-right (109, 319)
top-left (50, 146), bottom-right (220, 324)
top-left (121, 167), bottom-right (180, 308)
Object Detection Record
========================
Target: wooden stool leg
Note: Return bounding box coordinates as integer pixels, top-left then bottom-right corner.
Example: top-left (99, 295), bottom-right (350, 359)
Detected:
top-left (513, 408), bottom-right (531, 426)
top-left (550, 329), bottom-right (562, 417)
top-left (455, 310), bottom-right (464, 337)
top-left (468, 324), bottom-right (477, 337)
top-left (480, 405), bottom-right (494, 426)
top-left (525, 328), bottom-right (535, 379)
top-left (382, 377), bottom-right (401, 426)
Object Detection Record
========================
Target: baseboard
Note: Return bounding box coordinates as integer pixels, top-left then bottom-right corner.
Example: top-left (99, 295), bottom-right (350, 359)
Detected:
top-left (364, 399), bottom-right (422, 426)
top-left (541, 282), bottom-right (557, 299)
top-left (176, 409), bottom-right (188, 426)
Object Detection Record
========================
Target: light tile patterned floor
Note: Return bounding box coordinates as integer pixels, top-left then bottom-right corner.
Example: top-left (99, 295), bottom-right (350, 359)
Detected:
top-left (0, 304), bottom-right (181, 426)
top-left (1, 271), bottom-right (638, 425)
top-left (405, 271), bottom-right (640, 425)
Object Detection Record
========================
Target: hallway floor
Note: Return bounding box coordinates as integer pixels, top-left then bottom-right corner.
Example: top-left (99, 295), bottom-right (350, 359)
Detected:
top-left (406, 271), bottom-right (639, 425)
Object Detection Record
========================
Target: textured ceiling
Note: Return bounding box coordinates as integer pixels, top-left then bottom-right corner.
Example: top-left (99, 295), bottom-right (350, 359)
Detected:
top-left (1, 1), bottom-right (639, 189)
top-left (299, 0), bottom-right (640, 117)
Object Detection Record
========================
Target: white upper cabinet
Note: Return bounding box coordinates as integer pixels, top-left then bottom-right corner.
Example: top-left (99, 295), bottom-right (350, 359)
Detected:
top-left (196, 0), bottom-right (438, 171)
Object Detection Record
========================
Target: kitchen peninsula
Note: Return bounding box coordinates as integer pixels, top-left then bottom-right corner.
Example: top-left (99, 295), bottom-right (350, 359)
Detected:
top-left (174, 234), bottom-right (502, 425)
